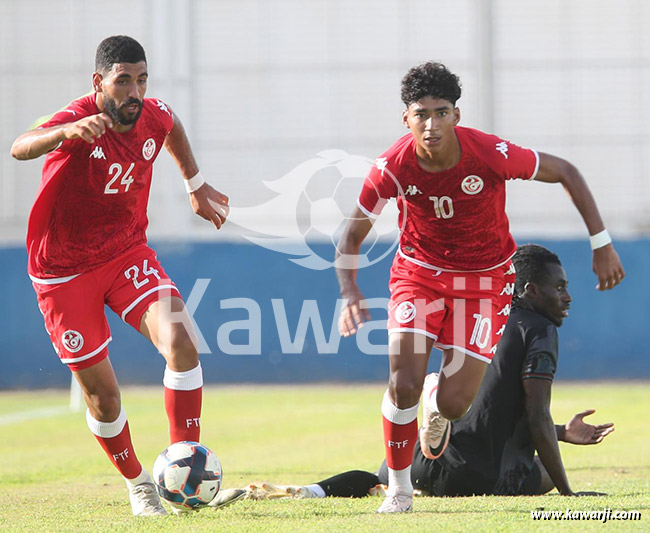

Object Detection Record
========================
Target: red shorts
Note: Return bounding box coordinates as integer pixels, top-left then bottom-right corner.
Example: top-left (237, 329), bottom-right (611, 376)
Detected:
top-left (31, 244), bottom-right (181, 371)
top-left (386, 255), bottom-right (516, 363)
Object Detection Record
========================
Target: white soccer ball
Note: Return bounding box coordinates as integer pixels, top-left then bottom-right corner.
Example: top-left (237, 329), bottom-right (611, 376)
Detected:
top-left (152, 441), bottom-right (222, 511)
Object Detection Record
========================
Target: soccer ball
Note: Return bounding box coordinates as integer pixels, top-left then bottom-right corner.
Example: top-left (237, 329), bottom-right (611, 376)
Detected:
top-left (152, 441), bottom-right (222, 511)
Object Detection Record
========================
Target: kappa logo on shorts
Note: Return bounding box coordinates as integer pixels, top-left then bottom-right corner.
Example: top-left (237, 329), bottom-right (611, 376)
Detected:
top-left (395, 301), bottom-right (417, 324)
top-left (461, 175), bottom-right (484, 195)
top-left (142, 138), bottom-right (156, 160)
top-left (61, 330), bottom-right (84, 353)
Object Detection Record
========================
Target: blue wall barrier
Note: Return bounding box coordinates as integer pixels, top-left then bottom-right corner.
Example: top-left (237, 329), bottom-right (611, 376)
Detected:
top-left (1, 239), bottom-right (648, 388)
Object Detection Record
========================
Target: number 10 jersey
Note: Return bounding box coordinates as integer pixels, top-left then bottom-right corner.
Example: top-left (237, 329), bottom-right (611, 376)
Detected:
top-left (357, 127), bottom-right (539, 272)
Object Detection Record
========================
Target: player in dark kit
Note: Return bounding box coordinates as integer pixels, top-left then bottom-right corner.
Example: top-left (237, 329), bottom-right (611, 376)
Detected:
top-left (212, 245), bottom-right (614, 505)
top-left (10, 36), bottom-right (229, 516)
top-left (335, 62), bottom-right (624, 512)
top-left (373, 244), bottom-right (615, 498)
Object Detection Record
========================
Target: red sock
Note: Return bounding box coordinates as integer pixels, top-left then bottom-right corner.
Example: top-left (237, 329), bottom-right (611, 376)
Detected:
top-left (382, 416), bottom-right (418, 470)
top-left (381, 390), bottom-right (419, 471)
top-left (163, 363), bottom-right (203, 443)
top-left (164, 387), bottom-right (202, 443)
top-left (86, 409), bottom-right (142, 479)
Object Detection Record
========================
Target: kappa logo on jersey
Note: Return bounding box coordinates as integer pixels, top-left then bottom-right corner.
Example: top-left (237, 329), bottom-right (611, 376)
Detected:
top-left (375, 157), bottom-right (388, 176)
top-left (500, 282), bottom-right (514, 296)
top-left (505, 263), bottom-right (516, 276)
top-left (497, 304), bottom-right (511, 316)
top-left (405, 185), bottom-right (422, 196)
top-left (156, 100), bottom-right (171, 116)
top-left (395, 301), bottom-right (417, 324)
top-left (89, 146), bottom-right (106, 160)
top-left (461, 175), bottom-right (484, 195)
top-left (496, 141), bottom-right (509, 159)
top-left (142, 138), bottom-right (156, 160)
top-left (61, 330), bottom-right (84, 353)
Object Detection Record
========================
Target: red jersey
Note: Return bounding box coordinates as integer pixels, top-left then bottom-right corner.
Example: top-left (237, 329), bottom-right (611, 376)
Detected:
top-left (26, 94), bottom-right (174, 278)
top-left (358, 126), bottom-right (539, 271)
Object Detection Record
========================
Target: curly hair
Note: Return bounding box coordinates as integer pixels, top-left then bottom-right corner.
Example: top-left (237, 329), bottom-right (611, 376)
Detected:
top-left (511, 244), bottom-right (562, 308)
top-left (400, 62), bottom-right (462, 107)
top-left (95, 35), bottom-right (146, 73)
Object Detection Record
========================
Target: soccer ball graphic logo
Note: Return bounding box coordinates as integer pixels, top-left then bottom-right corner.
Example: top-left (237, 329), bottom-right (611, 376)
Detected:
top-left (228, 150), bottom-right (405, 270)
top-left (152, 441), bottom-right (222, 511)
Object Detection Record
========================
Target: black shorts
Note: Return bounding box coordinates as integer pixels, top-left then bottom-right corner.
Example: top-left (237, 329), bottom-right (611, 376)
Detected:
top-left (377, 445), bottom-right (542, 496)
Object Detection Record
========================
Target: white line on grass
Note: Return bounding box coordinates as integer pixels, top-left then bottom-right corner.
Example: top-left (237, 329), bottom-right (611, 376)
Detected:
top-left (0, 406), bottom-right (73, 426)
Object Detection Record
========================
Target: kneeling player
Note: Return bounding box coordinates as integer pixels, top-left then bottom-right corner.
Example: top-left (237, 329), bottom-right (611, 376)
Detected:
top-left (214, 245), bottom-right (614, 505)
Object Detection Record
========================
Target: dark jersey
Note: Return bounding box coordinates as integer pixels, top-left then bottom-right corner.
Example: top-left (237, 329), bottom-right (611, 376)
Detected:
top-left (436, 306), bottom-right (559, 495)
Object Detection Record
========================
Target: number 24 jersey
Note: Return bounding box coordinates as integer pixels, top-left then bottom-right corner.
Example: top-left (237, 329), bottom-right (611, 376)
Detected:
top-left (27, 94), bottom-right (174, 279)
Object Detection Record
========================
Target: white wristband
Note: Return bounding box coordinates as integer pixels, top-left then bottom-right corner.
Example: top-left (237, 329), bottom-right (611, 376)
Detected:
top-left (184, 171), bottom-right (205, 193)
top-left (589, 229), bottom-right (612, 250)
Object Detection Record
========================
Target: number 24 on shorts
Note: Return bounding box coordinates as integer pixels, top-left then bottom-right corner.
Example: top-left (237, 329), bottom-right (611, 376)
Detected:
top-left (124, 259), bottom-right (160, 289)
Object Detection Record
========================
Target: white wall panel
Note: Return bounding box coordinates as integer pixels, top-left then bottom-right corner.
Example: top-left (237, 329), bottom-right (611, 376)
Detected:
top-left (404, 0), bottom-right (475, 62)
top-left (1, 0), bottom-right (648, 244)
top-left (195, 0), bottom-right (263, 69)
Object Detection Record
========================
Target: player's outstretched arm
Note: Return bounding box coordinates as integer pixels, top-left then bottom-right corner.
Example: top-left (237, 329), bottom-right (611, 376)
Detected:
top-left (557, 409), bottom-right (615, 445)
top-left (523, 378), bottom-right (574, 495)
top-left (164, 113), bottom-right (229, 230)
top-left (10, 113), bottom-right (114, 160)
top-left (335, 207), bottom-right (373, 337)
top-left (534, 153), bottom-right (625, 290)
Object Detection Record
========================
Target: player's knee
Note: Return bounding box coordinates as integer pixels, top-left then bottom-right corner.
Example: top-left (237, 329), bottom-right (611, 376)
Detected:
top-left (388, 379), bottom-right (421, 408)
top-left (437, 395), bottom-right (470, 421)
top-left (87, 391), bottom-right (121, 422)
top-left (168, 329), bottom-right (199, 366)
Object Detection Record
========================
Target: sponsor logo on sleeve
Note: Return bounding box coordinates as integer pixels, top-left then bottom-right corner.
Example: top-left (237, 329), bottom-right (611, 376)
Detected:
top-left (156, 100), bottom-right (171, 116)
top-left (496, 141), bottom-right (509, 159)
top-left (375, 157), bottom-right (388, 176)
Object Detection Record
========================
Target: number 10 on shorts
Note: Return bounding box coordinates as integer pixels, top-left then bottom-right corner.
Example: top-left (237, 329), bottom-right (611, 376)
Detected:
top-left (124, 259), bottom-right (161, 289)
top-left (469, 313), bottom-right (492, 349)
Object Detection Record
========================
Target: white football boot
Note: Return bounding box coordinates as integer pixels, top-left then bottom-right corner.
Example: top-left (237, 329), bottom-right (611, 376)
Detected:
top-left (368, 484), bottom-right (387, 497)
top-left (376, 492), bottom-right (413, 513)
top-left (208, 488), bottom-right (248, 509)
top-left (126, 471), bottom-right (167, 516)
top-left (247, 482), bottom-right (294, 500)
top-left (419, 372), bottom-right (451, 460)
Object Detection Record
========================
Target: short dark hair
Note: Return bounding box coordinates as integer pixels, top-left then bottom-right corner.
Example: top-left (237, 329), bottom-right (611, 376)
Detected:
top-left (95, 35), bottom-right (146, 73)
top-left (512, 244), bottom-right (562, 308)
top-left (400, 61), bottom-right (462, 107)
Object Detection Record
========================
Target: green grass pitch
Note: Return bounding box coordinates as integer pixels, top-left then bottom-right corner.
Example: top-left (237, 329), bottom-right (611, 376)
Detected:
top-left (0, 382), bottom-right (648, 532)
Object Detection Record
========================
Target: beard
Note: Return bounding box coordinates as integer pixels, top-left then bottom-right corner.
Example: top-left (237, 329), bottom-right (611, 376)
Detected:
top-left (103, 95), bottom-right (143, 126)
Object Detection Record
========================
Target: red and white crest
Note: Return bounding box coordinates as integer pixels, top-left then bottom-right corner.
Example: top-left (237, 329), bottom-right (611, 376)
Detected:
top-left (142, 138), bottom-right (156, 160)
top-left (395, 301), bottom-right (417, 324)
top-left (61, 330), bottom-right (84, 353)
top-left (461, 175), bottom-right (484, 195)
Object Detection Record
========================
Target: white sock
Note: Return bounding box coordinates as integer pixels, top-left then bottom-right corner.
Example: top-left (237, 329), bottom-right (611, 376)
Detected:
top-left (387, 466), bottom-right (412, 496)
top-left (304, 484), bottom-right (326, 498)
top-left (125, 468), bottom-right (149, 486)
